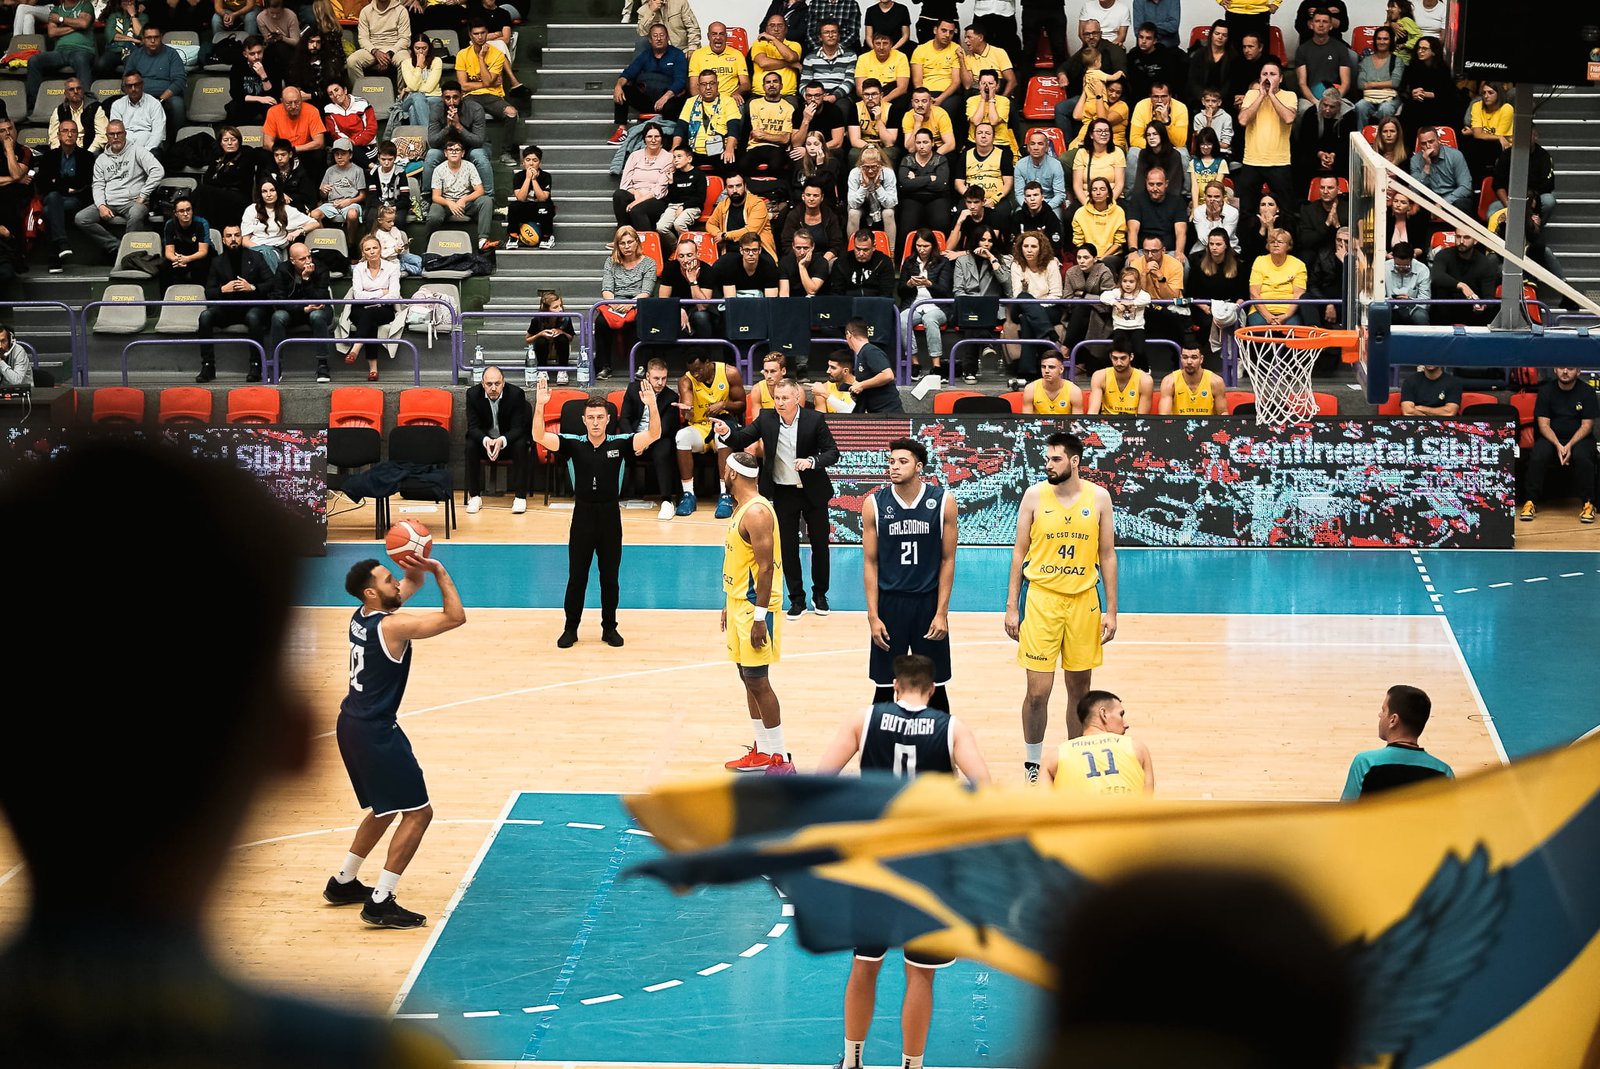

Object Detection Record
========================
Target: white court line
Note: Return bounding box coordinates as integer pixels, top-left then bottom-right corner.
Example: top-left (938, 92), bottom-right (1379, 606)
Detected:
top-left (0, 862), bottom-right (23, 890)
top-left (739, 943), bottom-right (768, 957)
top-left (461, 1062), bottom-right (1020, 1069)
top-left (1438, 614), bottom-right (1510, 765)
top-left (567, 822), bottom-right (606, 830)
top-left (697, 962), bottom-right (732, 976)
top-left (389, 790), bottom-right (520, 1017)
top-left (464, 1010), bottom-right (500, 1018)
top-left (1579, 724), bottom-right (1600, 743)
top-left (395, 1012), bottom-right (438, 1020)
top-left (580, 994), bottom-right (623, 1005)
top-left (643, 980), bottom-right (682, 993)
top-left (523, 1004), bottom-right (560, 1014)
top-left (767, 923), bottom-right (789, 938)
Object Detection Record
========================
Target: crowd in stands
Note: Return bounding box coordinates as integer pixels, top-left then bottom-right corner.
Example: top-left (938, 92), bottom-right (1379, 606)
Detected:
top-left (0, 0), bottom-right (1570, 390)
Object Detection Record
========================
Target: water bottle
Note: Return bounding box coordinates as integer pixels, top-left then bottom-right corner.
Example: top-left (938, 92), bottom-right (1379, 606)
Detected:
top-left (473, 341), bottom-right (485, 366)
top-left (525, 344), bottom-right (538, 387)
top-left (576, 343), bottom-right (591, 384)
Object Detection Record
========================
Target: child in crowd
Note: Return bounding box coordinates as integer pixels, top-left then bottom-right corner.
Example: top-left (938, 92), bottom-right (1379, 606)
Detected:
top-left (507, 144), bottom-right (556, 249)
top-left (1100, 265), bottom-right (1151, 367)
top-left (367, 140), bottom-right (413, 222)
top-left (371, 204), bottom-right (422, 275)
top-left (317, 137), bottom-right (369, 246)
top-left (656, 146), bottom-right (707, 238)
top-left (1188, 126), bottom-right (1230, 208)
top-left (526, 291), bottom-right (576, 383)
top-left (1192, 88), bottom-right (1233, 156)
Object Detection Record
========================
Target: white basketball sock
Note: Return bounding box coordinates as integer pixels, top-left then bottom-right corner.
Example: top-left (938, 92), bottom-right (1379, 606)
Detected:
top-left (903, 1054), bottom-right (924, 1069)
top-left (681, 479), bottom-right (694, 493)
top-left (335, 852), bottom-right (366, 884)
top-left (1025, 742), bottom-right (1043, 765)
top-left (767, 724), bottom-right (786, 760)
top-left (844, 1040), bottom-right (865, 1068)
top-left (372, 869), bottom-right (402, 903)
top-left (754, 723), bottom-right (773, 754)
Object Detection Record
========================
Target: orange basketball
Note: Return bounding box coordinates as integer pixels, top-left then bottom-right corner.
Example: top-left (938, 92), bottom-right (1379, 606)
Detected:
top-left (385, 519), bottom-right (433, 564)
top-left (519, 223), bottom-right (541, 247)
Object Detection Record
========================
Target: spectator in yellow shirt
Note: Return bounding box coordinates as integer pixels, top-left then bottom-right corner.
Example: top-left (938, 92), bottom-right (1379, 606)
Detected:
top-left (749, 13), bottom-right (803, 98)
top-left (959, 23), bottom-right (1016, 96)
top-left (854, 29), bottom-right (910, 113)
top-left (1247, 227), bottom-right (1308, 325)
top-left (456, 22), bottom-right (518, 121)
top-left (689, 22), bottom-right (751, 102)
top-left (911, 17), bottom-right (963, 111)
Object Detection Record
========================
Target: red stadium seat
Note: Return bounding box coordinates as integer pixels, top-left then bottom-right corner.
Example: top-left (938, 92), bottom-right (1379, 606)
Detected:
top-left (637, 230), bottom-right (665, 274)
top-left (1477, 177), bottom-right (1498, 221)
top-left (396, 386), bottom-right (454, 429)
top-left (901, 230), bottom-right (948, 261)
top-left (91, 386), bottom-right (146, 424)
top-left (1306, 176), bottom-right (1349, 201)
top-left (702, 174), bottom-right (724, 217)
top-left (1188, 25), bottom-right (1210, 47)
top-left (157, 386), bottom-right (213, 425)
top-left (1430, 230), bottom-right (1457, 250)
top-left (1027, 125), bottom-right (1067, 155)
top-left (933, 390), bottom-right (981, 413)
top-left (1022, 75), bottom-right (1066, 121)
top-left (870, 230), bottom-right (892, 257)
top-left (1000, 390), bottom-right (1025, 413)
top-left (1225, 390), bottom-right (1256, 415)
top-left (1312, 391), bottom-right (1339, 415)
top-left (1460, 391), bottom-right (1498, 412)
top-left (1377, 390), bottom-right (1404, 415)
top-left (1417, 126), bottom-right (1457, 151)
top-left (1269, 27), bottom-right (1286, 64)
top-left (1351, 24), bottom-right (1378, 53)
top-left (1509, 391), bottom-right (1537, 449)
top-left (1362, 124), bottom-right (1378, 144)
top-left (226, 385), bottom-right (282, 424)
top-left (684, 229), bottom-right (719, 264)
top-left (330, 385), bottom-right (384, 429)
top-left (726, 26), bottom-right (748, 54)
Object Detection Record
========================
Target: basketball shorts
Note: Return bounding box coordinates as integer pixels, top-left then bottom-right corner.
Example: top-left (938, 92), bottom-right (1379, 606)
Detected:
top-left (676, 422), bottom-right (715, 453)
top-left (727, 596), bottom-right (781, 668)
top-left (1016, 583), bottom-right (1103, 673)
top-left (869, 589), bottom-right (952, 685)
top-left (854, 944), bottom-right (955, 969)
top-left (336, 714), bottom-right (430, 817)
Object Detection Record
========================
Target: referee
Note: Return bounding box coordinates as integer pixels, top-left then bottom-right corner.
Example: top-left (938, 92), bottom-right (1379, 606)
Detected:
top-left (532, 375), bottom-right (662, 649)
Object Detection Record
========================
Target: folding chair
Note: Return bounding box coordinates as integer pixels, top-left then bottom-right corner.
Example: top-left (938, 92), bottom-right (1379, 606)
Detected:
top-left (383, 424), bottom-right (457, 536)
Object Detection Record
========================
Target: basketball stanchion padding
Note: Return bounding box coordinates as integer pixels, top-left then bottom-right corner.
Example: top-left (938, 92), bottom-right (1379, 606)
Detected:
top-left (1232, 326), bottom-right (1358, 425)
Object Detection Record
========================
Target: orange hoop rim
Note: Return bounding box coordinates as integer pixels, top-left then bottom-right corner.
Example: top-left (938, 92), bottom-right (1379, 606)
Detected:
top-left (1233, 325), bottom-right (1360, 351)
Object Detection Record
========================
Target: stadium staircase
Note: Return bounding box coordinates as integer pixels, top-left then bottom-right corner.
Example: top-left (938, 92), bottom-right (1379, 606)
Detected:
top-left (1532, 85), bottom-right (1600, 298)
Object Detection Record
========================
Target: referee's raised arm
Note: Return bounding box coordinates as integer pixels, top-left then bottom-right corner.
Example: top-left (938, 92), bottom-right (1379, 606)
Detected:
top-left (531, 376), bottom-right (561, 452)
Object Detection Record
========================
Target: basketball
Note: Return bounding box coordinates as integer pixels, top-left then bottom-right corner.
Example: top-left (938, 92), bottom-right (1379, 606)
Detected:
top-left (385, 519), bottom-right (433, 564)
top-left (519, 223), bottom-right (541, 248)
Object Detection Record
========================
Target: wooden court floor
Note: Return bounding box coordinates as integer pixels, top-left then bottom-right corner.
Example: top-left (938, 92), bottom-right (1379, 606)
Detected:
top-left (0, 496), bottom-right (1527, 1067)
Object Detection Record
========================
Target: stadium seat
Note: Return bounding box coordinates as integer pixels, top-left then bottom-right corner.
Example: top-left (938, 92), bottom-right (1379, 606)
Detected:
top-left (106, 230), bottom-right (162, 282)
top-left (1477, 177), bottom-right (1498, 221)
top-left (27, 79), bottom-right (67, 125)
top-left (901, 230), bottom-right (948, 261)
top-left (329, 384), bottom-right (385, 428)
top-left (90, 79), bottom-right (123, 103)
top-left (91, 386), bottom-right (147, 424)
top-left (933, 390), bottom-right (981, 414)
top-left (1362, 124), bottom-right (1377, 144)
top-left (308, 227), bottom-right (350, 273)
top-left (396, 386), bottom-right (455, 428)
top-left (226, 385), bottom-right (283, 423)
top-left (1459, 392), bottom-right (1501, 412)
top-left (702, 174), bottom-right (724, 217)
top-left (424, 29), bottom-right (460, 55)
top-left (1306, 176), bottom-right (1349, 201)
top-left (1351, 25), bottom-right (1378, 53)
top-left (1022, 75), bottom-right (1066, 121)
top-left (1000, 390), bottom-right (1025, 413)
top-left (421, 230), bottom-right (474, 279)
top-left (1462, 401), bottom-right (1519, 427)
top-left (165, 30), bottom-right (200, 58)
top-left (383, 424), bottom-right (456, 536)
top-left (1268, 26), bottom-right (1286, 64)
top-left (1225, 390), bottom-right (1256, 415)
top-left (1430, 230), bottom-right (1456, 251)
top-left (355, 79), bottom-right (395, 118)
top-left (3, 34), bottom-right (45, 58)
top-left (726, 26), bottom-right (749, 53)
top-left (237, 124), bottom-right (265, 149)
top-left (683, 229), bottom-right (719, 264)
top-left (638, 230), bottom-right (665, 274)
top-left (0, 84), bottom-right (22, 124)
top-left (1311, 391), bottom-right (1339, 415)
top-left (870, 230), bottom-right (891, 257)
top-left (1026, 126), bottom-right (1066, 156)
top-left (18, 125), bottom-right (47, 150)
top-left (952, 394), bottom-right (1012, 414)
top-left (154, 284), bottom-right (206, 333)
top-left (406, 281), bottom-right (459, 342)
top-left (1376, 390), bottom-right (1404, 415)
top-left (536, 388), bottom-right (589, 501)
top-left (1417, 125), bottom-right (1456, 151)
top-left (1188, 25), bottom-right (1210, 47)
top-left (187, 75), bottom-right (232, 123)
top-left (92, 285), bottom-right (150, 335)
top-left (204, 30), bottom-right (246, 71)
top-left (158, 385), bottom-right (214, 425)
top-left (1509, 391), bottom-right (1537, 449)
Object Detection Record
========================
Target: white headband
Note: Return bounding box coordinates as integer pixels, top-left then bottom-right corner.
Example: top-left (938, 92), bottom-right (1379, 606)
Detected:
top-left (727, 457), bottom-right (759, 478)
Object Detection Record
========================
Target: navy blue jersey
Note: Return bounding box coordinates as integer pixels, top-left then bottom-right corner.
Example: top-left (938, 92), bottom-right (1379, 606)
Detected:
top-left (860, 701), bottom-right (954, 777)
top-left (873, 483), bottom-right (946, 595)
top-left (340, 608), bottom-right (412, 722)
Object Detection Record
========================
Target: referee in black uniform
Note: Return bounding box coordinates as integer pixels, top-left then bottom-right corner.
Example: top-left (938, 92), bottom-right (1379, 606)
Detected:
top-left (533, 375), bottom-right (662, 649)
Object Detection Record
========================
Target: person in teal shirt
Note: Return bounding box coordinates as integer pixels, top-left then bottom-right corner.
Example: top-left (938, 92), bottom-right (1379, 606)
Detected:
top-left (1341, 684), bottom-right (1455, 799)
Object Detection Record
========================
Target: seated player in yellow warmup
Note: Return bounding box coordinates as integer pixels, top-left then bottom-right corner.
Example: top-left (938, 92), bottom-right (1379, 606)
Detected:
top-left (1159, 332), bottom-right (1226, 415)
top-left (1088, 339), bottom-right (1154, 414)
top-left (812, 351), bottom-right (860, 413)
top-left (675, 351), bottom-right (747, 519)
top-left (1045, 689), bottom-right (1155, 796)
top-left (1023, 350), bottom-right (1084, 414)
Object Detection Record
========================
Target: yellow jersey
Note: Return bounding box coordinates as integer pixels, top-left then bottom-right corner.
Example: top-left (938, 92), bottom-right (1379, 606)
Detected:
top-left (1099, 370), bottom-right (1145, 415)
top-left (748, 95), bottom-right (795, 140)
top-left (1170, 370), bottom-right (1222, 416)
top-left (1027, 379), bottom-right (1077, 415)
top-left (910, 40), bottom-right (961, 92)
top-left (1023, 483), bottom-right (1100, 596)
top-left (688, 361), bottom-right (731, 427)
top-left (723, 496), bottom-right (784, 609)
top-left (755, 379), bottom-right (777, 409)
top-left (689, 45), bottom-right (750, 98)
top-left (1054, 733), bottom-right (1145, 797)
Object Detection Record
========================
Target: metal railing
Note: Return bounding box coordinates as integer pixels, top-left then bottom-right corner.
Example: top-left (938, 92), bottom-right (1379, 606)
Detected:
top-left (459, 310), bottom-right (589, 382)
top-left (276, 337), bottom-right (424, 384)
top-left (118, 338), bottom-right (266, 386)
top-left (11, 301), bottom-right (83, 385)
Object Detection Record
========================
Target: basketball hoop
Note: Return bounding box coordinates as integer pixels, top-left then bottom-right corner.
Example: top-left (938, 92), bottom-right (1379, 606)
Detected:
top-left (1232, 325), bottom-right (1358, 425)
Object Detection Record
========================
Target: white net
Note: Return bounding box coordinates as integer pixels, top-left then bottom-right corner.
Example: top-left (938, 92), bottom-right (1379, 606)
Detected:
top-left (1234, 331), bottom-right (1321, 425)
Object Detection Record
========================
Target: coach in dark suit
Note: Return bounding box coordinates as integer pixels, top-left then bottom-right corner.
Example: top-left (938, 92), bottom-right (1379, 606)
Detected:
top-left (619, 356), bottom-right (682, 512)
top-left (464, 365), bottom-right (534, 514)
top-left (713, 376), bottom-right (840, 617)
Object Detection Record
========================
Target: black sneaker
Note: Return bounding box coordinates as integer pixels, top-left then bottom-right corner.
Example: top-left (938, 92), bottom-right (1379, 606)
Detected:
top-left (1024, 761), bottom-right (1041, 784)
top-left (602, 628), bottom-right (624, 647)
top-left (49, 251), bottom-right (66, 274)
top-left (195, 364), bottom-right (216, 383)
top-left (557, 629), bottom-right (578, 648)
top-left (360, 895), bottom-right (426, 929)
top-left (246, 366), bottom-right (262, 384)
top-left (323, 875), bottom-right (372, 905)
top-left (813, 594), bottom-right (830, 617)
top-left (317, 363), bottom-right (331, 383)
top-left (785, 602), bottom-right (805, 622)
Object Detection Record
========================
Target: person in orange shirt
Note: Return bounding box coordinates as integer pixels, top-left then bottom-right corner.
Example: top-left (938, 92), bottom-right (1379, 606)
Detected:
top-left (262, 85), bottom-right (327, 166)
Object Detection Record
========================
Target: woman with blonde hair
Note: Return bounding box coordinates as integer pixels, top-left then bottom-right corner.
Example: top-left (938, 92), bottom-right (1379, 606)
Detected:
top-left (1373, 115), bottom-right (1409, 169)
top-left (594, 225), bottom-right (658, 380)
top-left (1247, 227), bottom-right (1307, 326)
top-left (847, 146), bottom-right (899, 252)
top-left (344, 233), bottom-right (403, 380)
